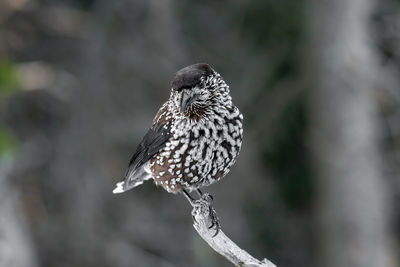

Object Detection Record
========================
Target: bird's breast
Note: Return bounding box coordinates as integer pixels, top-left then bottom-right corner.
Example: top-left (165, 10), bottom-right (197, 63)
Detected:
top-left (150, 106), bottom-right (243, 192)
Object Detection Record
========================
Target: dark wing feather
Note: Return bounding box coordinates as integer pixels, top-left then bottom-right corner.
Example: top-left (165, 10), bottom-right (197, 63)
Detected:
top-left (125, 122), bottom-right (171, 177)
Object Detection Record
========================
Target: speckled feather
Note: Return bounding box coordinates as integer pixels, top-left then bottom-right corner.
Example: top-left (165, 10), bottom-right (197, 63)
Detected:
top-left (113, 63), bottom-right (243, 194)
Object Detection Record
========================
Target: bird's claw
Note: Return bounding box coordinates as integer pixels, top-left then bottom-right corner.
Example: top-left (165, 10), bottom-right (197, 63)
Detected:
top-left (191, 193), bottom-right (220, 237)
top-left (207, 204), bottom-right (220, 237)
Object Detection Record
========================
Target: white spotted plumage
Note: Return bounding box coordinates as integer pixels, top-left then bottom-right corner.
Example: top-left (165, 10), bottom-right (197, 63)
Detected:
top-left (113, 63), bottom-right (243, 195)
top-left (150, 73), bottom-right (243, 193)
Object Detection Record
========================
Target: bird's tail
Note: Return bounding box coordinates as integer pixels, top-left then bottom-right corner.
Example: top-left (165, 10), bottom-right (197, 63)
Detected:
top-left (112, 181), bottom-right (126, 194)
top-left (113, 161), bottom-right (152, 194)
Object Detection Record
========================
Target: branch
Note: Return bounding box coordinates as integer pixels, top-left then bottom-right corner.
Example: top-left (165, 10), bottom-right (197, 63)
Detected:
top-left (191, 198), bottom-right (277, 267)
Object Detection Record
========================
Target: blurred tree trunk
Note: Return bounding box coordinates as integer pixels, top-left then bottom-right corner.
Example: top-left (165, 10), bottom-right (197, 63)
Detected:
top-left (1, 0), bottom-right (189, 266)
top-left (0, 164), bottom-right (37, 267)
top-left (305, 0), bottom-right (394, 267)
top-left (43, 0), bottom-right (191, 266)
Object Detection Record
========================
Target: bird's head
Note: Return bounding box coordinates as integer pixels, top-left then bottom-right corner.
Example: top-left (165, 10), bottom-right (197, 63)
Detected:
top-left (170, 63), bottom-right (231, 119)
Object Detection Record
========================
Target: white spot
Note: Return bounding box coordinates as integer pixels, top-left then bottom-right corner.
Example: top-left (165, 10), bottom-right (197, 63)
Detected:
top-left (112, 182), bottom-right (125, 194)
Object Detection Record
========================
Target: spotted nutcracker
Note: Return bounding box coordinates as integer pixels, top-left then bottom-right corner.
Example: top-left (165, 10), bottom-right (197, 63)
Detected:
top-left (113, 63), bottom-right (243, 231)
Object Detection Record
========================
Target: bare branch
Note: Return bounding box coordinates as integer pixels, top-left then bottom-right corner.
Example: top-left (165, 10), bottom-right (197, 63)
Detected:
top-left (191, 198), bottom-right (277, 267)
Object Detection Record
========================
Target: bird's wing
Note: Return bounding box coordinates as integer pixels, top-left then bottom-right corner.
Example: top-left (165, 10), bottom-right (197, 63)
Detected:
top-left (127, 122), bottom-right (171, 172)
top-left (113, 121), bottom-right (172, 193)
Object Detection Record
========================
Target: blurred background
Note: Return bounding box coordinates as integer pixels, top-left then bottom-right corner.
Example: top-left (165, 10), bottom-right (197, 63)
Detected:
top-left (0, 0), bottom-right (399, 266)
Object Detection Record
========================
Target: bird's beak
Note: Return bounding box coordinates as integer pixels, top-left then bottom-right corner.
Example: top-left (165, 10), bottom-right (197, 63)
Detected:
top-left (180, 91), bottom-right (198, 113)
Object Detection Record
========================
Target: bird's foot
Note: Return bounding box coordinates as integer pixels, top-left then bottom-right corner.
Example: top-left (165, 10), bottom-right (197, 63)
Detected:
top-left (191, 193), bottom-right (220, 237)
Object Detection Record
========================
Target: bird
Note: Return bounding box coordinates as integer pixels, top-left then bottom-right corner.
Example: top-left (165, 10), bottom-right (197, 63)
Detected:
top-left (113, 63), bottom-right (243, 232)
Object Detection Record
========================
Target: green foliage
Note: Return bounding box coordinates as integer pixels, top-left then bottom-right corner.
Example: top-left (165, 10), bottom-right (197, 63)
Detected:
top-left (235, 0), bottom-right (312, 211)
top-left (0, 59), bottom-right (20, 99)
top-left (0, 59), bottom-right (20, 158)
top-left (77, 0), bottom-right (96, 10)
top-left (262, 98), bottom-right (313, 211)
top-left (239, 0), bottom-right (304, 48)
top-left (0, 125), bottom-right (18, 157)
top-left (241, 0), bottom-right (304, 89)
